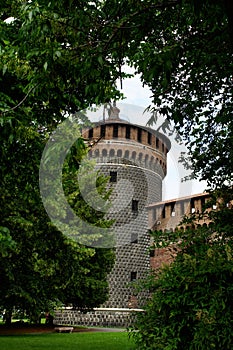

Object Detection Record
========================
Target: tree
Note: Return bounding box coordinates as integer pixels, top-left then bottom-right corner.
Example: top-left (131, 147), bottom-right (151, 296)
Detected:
top-left (0, 118), bottom-right (114, 324)
top-left (128, 0), bottom-right (233, 189)
top-left (1, 2), bottom-right (118, 322)
top-left (131, 226), bottom-right (233, 349)
top-left (0, 1), bottom-right (124, 126)
top-left (130, 189), bottom-right (233, 349)
top-left (120, 2), bottom-right (233, 347)
top-left (1, 0), bottom-right (233, 339)
top-left (1, 1), bottom-right (232, 188)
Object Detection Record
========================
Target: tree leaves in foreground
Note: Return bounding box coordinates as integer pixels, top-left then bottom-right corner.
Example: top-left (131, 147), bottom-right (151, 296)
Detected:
top-left (0, 122), bottom-right (114, 323)
top-left (1, 1), bottom-right (233, 187)
top-left (1, 1), bottom-right (233, 341)
top-left (127, 0), bottom-right (233, 345)
top-left (131, 233), bottom-right (233, 349)
top-left (130, 190), bottom-right (233, 349)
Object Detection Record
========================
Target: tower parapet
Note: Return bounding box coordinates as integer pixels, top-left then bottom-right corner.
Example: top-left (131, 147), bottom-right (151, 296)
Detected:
top-left (87, 119), bottom-right (170, 176)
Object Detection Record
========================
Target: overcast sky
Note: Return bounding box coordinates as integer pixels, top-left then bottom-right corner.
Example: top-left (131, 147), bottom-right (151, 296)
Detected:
top-left (87, 70), bottom-right (207, 201)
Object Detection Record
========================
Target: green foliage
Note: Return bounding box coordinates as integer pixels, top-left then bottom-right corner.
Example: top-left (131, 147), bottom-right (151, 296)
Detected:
top-left (1, 1), bottom-right (233, 342)
top-left (0, 226), bottom-right (16, 257)
top-left (1, 1), bottom-right (232, 189)
top-left (130, 192), bottom-right (233, 349)
top-left (1, 2), bottom-right (120, 323)
top-left (131, 219), bottom-right (233, 349)
top-left (126, 0), bottom-right (233, 188)
top-left (0, 0), bottom-right (125, 127)
top-left (0, 119), bottom-right (115, 322)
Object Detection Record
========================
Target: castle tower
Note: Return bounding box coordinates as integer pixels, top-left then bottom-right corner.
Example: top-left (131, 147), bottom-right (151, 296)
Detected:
top-left (83, 103), bottom-right (171, 309)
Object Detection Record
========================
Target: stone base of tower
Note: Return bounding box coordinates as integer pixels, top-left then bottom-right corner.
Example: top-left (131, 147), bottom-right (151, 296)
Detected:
top-left (54, 308), bottom-right (143, 328)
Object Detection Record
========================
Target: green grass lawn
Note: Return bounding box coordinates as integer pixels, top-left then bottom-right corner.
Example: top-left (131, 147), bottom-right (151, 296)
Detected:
top-left (0, 331), bottom-right (136, 350)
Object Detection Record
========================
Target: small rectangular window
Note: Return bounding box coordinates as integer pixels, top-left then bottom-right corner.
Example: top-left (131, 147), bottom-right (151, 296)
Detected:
top-left (132, 200), bottom-right (139, 212)
top-left (130, 272), bottom-right (137, 281)
top-left (190, 198), bottom-right (195, 213)
top-left (156, 138), bottom-right (159, 149)
top-left (162, 206), bottom-right (165, 218)
top-left (201, 197), bottom-right (206, 211)
top-left (150, 249), bottom-right (155, 258)
top-left (89, 128), bottom-right (93, 138)
top-left (171, 203), bottom-right (175, 217)
top-left (147, 132), bottom-right (151, 145)
top-left (101, 125), bottom-right (106, 137)
top-left (113, 124), bottom-right (118, 138)
top-left (126, 125), bottom-right (131, 139)
top-left (137, 128), bottom-right (142, 142)
top-left (110, 171), bottom-right (117, 183)
top-left (131, 232), bottom-right (138, 244)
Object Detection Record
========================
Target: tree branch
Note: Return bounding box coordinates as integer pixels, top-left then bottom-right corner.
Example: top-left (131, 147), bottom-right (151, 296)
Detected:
top-left (103, 0), bottom-right (182, 51)
top-left (1, 85), bottom-right (37, 116)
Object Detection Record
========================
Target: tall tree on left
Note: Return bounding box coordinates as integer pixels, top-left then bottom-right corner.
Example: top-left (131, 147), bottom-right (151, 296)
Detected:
top-left (0, 3), bottom-right (115, 324)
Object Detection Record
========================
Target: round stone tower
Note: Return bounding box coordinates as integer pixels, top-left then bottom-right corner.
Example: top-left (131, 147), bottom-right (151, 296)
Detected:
top-left (83, 103), bottom-right (171, 309)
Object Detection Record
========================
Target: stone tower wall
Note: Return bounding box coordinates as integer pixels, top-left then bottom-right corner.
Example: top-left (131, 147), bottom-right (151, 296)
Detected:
top-left (95, 163), bottom-right (162, 308)
top-left (54, 117), bottom-right (170, 327)
top-left (84, 120), bottom-right (170, 309)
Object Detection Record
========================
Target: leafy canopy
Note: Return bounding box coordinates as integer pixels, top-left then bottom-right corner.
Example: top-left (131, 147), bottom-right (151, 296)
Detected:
top-left (1, 1), bottom-right (233, 336)
top-left (1, 0), bottom-right (232, 188)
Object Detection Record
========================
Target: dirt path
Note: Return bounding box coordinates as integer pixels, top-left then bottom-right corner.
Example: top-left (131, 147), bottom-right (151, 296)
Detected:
top-left (0, 324), bottom-right (126, 336)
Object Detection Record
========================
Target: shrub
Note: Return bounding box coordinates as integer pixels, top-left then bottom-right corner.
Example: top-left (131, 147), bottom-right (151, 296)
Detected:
top-left (131, 233), bottom-right (233, 349)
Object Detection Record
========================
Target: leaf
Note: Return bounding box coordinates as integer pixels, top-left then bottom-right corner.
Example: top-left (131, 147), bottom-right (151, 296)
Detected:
top-left (43, 62), bottom-right (48, 71)
top-left (3, 65), bottom-right (7, 75)
top-left (29, 11), bottom-right (33, 21)
top-left (56, 50), bottom-right (61, 58)
top-left (97, 55), bottom-right (103, 66)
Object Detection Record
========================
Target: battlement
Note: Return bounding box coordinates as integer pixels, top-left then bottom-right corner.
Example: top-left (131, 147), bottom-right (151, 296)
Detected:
top-left (82, 121), bottom-right (170, 177)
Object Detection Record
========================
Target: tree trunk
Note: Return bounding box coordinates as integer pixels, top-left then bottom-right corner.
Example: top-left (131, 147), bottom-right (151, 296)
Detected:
top-left (4, 311), bottom-right (12, 326)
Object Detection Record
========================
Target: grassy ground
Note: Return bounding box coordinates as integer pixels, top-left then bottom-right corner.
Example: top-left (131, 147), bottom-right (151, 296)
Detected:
top-left (0, 331), bottom-right (136, 350)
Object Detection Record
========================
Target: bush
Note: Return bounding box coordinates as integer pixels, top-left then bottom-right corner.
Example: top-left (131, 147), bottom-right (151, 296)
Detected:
top-left (131, 233), bottom-right (233, 349)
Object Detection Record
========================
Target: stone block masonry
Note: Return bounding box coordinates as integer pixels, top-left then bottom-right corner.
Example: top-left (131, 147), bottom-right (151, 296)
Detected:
top-left (54, 308), bottom-right (143, 328)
